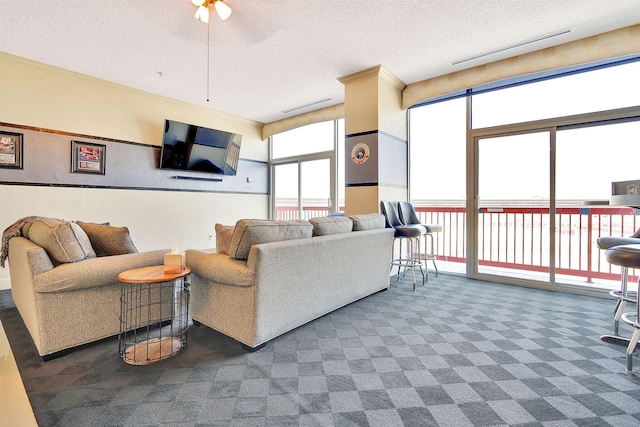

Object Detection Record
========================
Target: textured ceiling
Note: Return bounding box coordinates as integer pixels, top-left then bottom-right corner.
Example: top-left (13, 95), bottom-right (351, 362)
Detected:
top-left (0, 0), bottom-right (639, 124)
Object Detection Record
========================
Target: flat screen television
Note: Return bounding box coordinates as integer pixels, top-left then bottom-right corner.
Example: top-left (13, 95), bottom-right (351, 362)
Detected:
top-left (159, 119), bottom-right (242, 176)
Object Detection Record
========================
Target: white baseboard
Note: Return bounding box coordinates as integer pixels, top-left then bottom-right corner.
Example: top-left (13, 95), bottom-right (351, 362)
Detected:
top-left (0, 277), bottom-right (11, 291)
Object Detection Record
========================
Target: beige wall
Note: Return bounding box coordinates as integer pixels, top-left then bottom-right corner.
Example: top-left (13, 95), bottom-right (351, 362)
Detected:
top-left (342, 76), bottom-right (379, 136)
top-left (0, 53), bottom-right (268, 290)
top-left (340, 66), bottom-right (408, 215)
top-left (377, 67), bottom-right (407, 142)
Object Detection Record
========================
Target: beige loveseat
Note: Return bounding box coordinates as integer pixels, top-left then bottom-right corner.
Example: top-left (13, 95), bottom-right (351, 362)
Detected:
top-left (185, 214), bottom-right (394, 351)
top-left (5, 217), bottom-right (167, 359)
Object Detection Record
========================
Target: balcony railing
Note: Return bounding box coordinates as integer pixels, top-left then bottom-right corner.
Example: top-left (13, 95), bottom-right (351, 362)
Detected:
top-left (275, 206), bottom-right (337, 220)
top-left (275, 204), bottom-right (638, 285)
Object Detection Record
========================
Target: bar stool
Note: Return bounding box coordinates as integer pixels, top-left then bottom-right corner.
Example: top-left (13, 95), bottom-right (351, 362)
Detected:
top-left (380, 200), bottom-right (424, 290)
top-left (604, 244), bottom-right (640, 374)
top-left (397, 201), bottom-right (442, 279)
top-left (597, 234), bottom-right (640, 344)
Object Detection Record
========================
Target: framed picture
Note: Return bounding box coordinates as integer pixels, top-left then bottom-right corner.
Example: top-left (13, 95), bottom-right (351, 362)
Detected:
top-left (71, 141), bottom-right (106, 175)
top-left (0, 131), bottom-right (23, 169)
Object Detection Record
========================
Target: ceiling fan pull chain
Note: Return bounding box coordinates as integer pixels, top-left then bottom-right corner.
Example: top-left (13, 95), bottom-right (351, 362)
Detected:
top-left (206, 17), bottom-right (210, 102)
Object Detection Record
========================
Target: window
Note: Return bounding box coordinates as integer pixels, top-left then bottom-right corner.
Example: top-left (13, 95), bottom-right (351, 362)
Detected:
top-left (409, 98), bottom-right (467, 271)
top-left (409, 57), bottom-right (640, 289)
top-left (472, 59), bottom-right (640, 128)
top-left (409, 98), bottom-right (466, 202)
top-left (270, 120), bottom-right (343, 219)
top-left (271, 121), bottom-right (334, 159)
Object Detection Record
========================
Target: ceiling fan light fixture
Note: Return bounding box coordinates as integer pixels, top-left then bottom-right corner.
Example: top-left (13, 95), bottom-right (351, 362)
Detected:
top-left (192, 0), bottom-right (231, 23)
top-left (214, 0), bottom-right (232, 20)
top-left (194, 5), bottom-right (209, 23)
top-left (190, 0), bottom-right (232, 103)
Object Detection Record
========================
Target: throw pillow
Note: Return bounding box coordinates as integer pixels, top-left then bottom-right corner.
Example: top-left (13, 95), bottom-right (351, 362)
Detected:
top-left (215, 223), bottom-right (235, 254)
top-left (309, 216), bottom-right (353, 236)
top-left (28, 218), bottom-right (96, 264)
top-left (350, 213), bottom-right (385, 231)
top-left (21, 221), bottom-right (34, 239)
top-left (75, 221), bottom-right (138, 256)
top-left (228, 219), bottom-right (313, 260)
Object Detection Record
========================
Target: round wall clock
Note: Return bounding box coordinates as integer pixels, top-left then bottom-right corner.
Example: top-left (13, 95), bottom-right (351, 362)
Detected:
top-left (351, 143), bottom-right (370, 165)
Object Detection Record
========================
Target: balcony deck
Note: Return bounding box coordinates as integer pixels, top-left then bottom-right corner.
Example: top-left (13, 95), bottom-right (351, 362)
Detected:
top-left (275, 202), bottom-right (638, 290)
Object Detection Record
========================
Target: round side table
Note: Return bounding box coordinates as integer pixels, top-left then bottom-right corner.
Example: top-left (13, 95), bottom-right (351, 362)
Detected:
top-left (118, 266), bottom-right (191, 365)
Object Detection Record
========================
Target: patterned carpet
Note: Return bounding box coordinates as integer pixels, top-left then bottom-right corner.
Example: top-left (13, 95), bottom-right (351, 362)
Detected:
top-left (1, 274), bottom-right (640, 427)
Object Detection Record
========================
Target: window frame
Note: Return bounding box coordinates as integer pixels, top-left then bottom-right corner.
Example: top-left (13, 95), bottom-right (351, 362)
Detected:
top-left (269, 120), bottom-right (341, 219)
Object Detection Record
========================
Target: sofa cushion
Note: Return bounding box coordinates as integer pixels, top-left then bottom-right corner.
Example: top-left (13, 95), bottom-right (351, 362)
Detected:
top-left (309, 216), bottom-right (353, 236)
top-left (75, 221), bottom-right (138, 256)
top-left (350, 213), bottom-right (386, 231)
top-left (215, 223), bottom-right (235, 255)
top-left (28, 218), bottom-right (96, 264)
top-left (228, 219), bottom-right (313, 260)
top-left (33, 249), bottom-right (168, 293)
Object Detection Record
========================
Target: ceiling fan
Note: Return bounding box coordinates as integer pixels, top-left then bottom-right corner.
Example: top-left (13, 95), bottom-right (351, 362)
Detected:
top-left (191, 0), bottom-right (232, 23)
top-left (190, 0), bottom-right (232, 102)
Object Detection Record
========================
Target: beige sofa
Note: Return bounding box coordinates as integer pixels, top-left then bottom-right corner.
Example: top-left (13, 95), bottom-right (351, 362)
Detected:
top-left (186, 214), bottom-right (394, 350)
top-left (6, 218), bottom-right (167, 359)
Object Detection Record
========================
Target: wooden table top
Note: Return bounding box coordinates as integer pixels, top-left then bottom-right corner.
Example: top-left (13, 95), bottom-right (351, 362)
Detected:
top-left (118, 265), bottom-right (191, 284)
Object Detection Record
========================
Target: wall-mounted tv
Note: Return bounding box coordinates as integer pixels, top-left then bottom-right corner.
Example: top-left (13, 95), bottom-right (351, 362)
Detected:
top-left (159, 119), bottom-right (242, 176)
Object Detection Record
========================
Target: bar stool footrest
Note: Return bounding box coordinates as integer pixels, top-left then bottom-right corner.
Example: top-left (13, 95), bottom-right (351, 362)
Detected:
top-left (609, 289), bottom-right (638, 303)
top-left (621, 312), bottom-right (639, 328)
top-left (600, 334), bottom-right (640, 350)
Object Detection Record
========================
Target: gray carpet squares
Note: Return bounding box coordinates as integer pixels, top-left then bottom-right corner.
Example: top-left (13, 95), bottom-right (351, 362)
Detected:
top-left (1, 274), bottom-right (640, 427)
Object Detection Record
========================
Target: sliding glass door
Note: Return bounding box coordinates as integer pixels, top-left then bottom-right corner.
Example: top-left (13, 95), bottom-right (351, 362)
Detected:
top-left (475, 131), bottom-right (551, 283)
top-left (273, 163), bottom-right (299, 220)
top-left (272, 157), bottom-right (333, 220)
top-left (408, 59), bottom-right (640, 292)
top-left (555, 120), bottom-right (640, 289)
top-left (470, 116), bottom-right (640, 290)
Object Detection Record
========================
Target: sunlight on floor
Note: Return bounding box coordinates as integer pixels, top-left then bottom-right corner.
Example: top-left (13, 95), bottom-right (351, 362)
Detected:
top-left (0, 320), bottom-right (37, 427)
